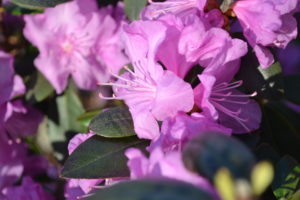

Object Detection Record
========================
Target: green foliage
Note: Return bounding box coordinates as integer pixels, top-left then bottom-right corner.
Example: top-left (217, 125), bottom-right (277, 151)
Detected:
top-left (89, 107), bottom-right (136, 138)
top-left (32, 72), bottom-right (54, 102)
top-left (86, 179), bottom-right (213, 200)
top-left (261, 102), bottom-right (300, 162)
top-left (284, 75), bottom-right (300, 105)
top-left (182, 133), bottom-right (256, 181)
top-left (11, 0), bottom-right (69, 9)
top-left (124, 0), bottom-right (147, 20)
top-left (273, 156), bottom-right (300, 199)
top-left (34, 87), bottom-right (86, 161)
top-left (61, 135), bottom-right (149, 179)
top-left (77, 109), bottom-right (101, 128)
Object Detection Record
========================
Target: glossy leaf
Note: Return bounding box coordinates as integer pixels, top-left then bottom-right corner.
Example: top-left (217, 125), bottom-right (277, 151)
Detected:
top-left (124, 0), bottom-right (147, 20)
top-left (261, 102), bottom-right (300, 162)
top-left (272, 156), bottom-right (300, 199)
top-left (11, 0), bottom-right (69, 9)
top-left (284, 75), bottom-right (300, 105)
top-left (61, 135), bottom-right (149, 179)
top-left (182, 133), bottom-right (256, 181)
top-left (89, 107), bottom-right (135, 138)
top-left (77, 109), bottom-right (101, 127)
top-left (86, 179), bottom-right (213, 200)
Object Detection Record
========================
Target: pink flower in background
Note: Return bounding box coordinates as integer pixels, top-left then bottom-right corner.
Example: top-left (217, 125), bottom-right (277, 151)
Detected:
top-left (233, 0), bottom-right (298, 68)
top-left (2, 177), bottom-right (53, 200)
top-left (142, 0), bottom-right (207, 20)
top-left (0, 52), bottom-right (43, 143)
top-left (0, 139), bottom-right (25, 192)
top-left (100, 20), bottom-right (194, 139)
top-left (24, 0), bottom-right (127, 94)
top-left (0, 51), bottom-right (14, 123)
top-left (94, 3), bottom-right (128, 75)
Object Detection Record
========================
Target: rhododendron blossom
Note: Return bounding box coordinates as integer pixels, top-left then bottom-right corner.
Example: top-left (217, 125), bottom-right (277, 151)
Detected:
top-left (142, 0), bottom-right (207, 20)
top-left (100, 20), bottom-right (194, 139)
top-left (125, 147), bottom-right (215, 194)
top-left (0, 0), bottom-right (299, 199)
top-left (233, 0), bottom-right (298, 68)
top-left (24, 0), bottom-right (127, 93)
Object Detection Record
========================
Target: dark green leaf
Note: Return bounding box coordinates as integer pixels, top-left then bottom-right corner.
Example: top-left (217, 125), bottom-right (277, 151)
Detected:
top-left (77, 109), bottom-right (101, 127)
top-left (124, 0), bottom-right (147, 20)
top-left (33, 72), bottom-right (54, 102)
top-left (86, 179), bottom-right (213, 200)
top-left (89, 107), bottom-right (135, 138)
top-left (183, 133), bottom-right (256, 181)
top-left (272, 156), bottom-right (300, 199)
top-left (284, 75), bottom-right (300, 105)
top-left (261, 101), bottom-right (300, 162)
top-left (61, 135), bottom-right (149, 179)
top-left (11, 0), bottom-right (69, 9)
top-left (237, 51), bottom-right (284, 100)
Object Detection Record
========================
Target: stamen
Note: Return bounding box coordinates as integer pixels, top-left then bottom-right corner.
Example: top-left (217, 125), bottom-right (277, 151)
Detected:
top-left (77, 193), bottom-right (94, 199)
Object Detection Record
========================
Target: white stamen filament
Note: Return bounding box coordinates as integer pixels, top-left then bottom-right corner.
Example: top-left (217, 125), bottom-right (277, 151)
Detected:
top-left (209, 80), bottom-right (257, 132)
top-left (148, 0), bottom-right (197, 15)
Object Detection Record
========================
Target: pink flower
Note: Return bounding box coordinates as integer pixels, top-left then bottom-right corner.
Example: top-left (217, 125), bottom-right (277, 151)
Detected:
top-left (194, 57), bottom-right (261, 133)
top-left (0, 139), bottom-right (25, 191)
top-left (2, 177), bottom-right (53, 200)
top-left (178, 16), bottom-right (247, 68)
top-left (233, 0), bottom-right (298, 68)
top-left (142, 0), bottom-right (207, 20)
top-left (152, 112), bottom-right (231, 152)
top-left (0, 52), bottom-right (43, 143)
top-left (24, 0), bottom-right (127, 94)
top-left (125, 147), bottom-right (216, 195)
top-left (100, 20), bottom-right (194, 140)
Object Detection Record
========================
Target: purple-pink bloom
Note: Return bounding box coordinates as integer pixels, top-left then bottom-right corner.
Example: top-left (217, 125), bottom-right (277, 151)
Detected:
top-left (194, 56), bottom-right (261, 133)
top-left (0, 51), bottom-right (14, 123)
top-left (142, 0), bottom-right (207, 20)
top-left (24, 0), bottom-right (127, 94)
top-left (151, 112), bottom-right (231, 152)
top-left (0, 139), bottom-right (25, 192)
top-left (125, 147), bottom-right (216, 195)
top-left (2, 176), bottom-right (53, 200)
top-left (178, 16), bottom-right (247, 68)
top-left (233, 0), bottom-right (298, 68)
top-left (100, 20), bottom-right (194, 139)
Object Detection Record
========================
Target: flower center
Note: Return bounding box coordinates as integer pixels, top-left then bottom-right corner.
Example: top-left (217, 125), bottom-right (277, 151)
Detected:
top-left (61, 40), bottom-right (74, 53)
top-left (99, 61), bottom-right (157, 100)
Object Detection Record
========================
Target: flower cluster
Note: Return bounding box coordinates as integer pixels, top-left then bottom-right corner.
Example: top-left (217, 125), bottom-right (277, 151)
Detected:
top-left (1, 0), bottom-right (298, 199)
top-left (0, 51), bottom-right (51, 199)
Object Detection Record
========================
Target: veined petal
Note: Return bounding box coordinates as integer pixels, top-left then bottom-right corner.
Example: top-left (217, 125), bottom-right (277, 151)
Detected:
top-left (152, 71), bottom-right (194, 121)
